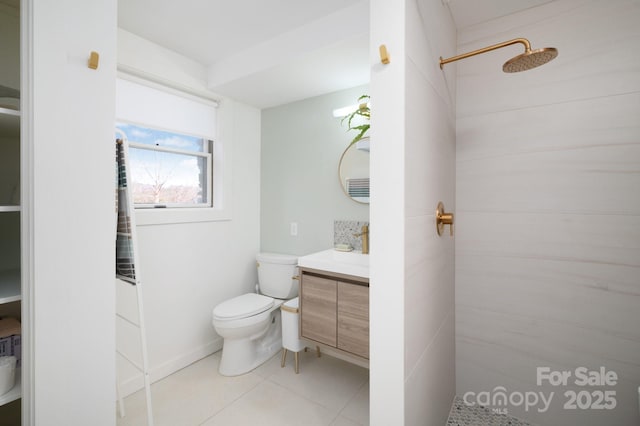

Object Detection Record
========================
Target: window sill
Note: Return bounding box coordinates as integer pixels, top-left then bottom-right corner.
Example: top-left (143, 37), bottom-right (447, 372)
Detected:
top-left (135, 206), bottom-right (231, 226)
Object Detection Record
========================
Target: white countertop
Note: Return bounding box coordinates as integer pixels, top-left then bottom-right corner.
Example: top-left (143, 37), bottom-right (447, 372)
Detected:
top-left (298, 249), bottom-right (369, 279)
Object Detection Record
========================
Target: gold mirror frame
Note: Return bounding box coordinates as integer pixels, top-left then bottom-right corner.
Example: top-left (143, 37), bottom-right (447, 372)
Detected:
top-left (338, 137), bottom-right (370, 204)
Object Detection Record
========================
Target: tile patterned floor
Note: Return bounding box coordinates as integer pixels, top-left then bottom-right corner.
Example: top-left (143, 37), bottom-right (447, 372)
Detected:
top-left (118, 351), bottom-right (533, 426)
top-left (117, 349), bottom-right (369, 426)
top-left (447, 396), bottom-right (533, 426)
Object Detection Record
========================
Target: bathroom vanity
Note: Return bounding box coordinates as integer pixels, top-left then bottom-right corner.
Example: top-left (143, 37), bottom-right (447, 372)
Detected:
top-left (297, 250), bottom-right (369, 360)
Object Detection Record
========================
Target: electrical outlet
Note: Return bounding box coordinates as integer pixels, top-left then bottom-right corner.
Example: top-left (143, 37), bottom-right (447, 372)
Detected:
top-left (290, 222), bottom-right (298, 236)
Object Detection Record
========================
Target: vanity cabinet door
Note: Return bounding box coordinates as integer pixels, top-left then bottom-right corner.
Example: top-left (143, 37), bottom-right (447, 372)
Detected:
top-left (337, 282), bottom-right (369, 359)
top-left (300, 274), bottom-right (337, 347)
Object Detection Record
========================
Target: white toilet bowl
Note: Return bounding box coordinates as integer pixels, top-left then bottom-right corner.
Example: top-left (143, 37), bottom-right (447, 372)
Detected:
top-left (212, 253), bottom-right (298, 376)
top-left (213, 293), bottom-right (284, 376)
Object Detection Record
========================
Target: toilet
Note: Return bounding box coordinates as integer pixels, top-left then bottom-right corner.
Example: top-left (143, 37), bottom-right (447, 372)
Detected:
top-left (212, 252), bottom-right (298, 376)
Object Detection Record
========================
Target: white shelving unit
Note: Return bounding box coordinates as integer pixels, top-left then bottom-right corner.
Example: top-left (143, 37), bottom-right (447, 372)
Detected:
top-left (0, 0), bottom-right (21, 414)
top-left (0, 104), bottom-right (21, 406)
top-left (0, 17), bottom-right (22, 409)
top-left (0, 106), bottom-right (19, 116)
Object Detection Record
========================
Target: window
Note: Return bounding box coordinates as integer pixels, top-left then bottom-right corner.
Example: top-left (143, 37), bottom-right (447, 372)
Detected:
top-left (116, 123), bottom-right (212, 208)
top-left (116, 75), bottom-right (231, 225)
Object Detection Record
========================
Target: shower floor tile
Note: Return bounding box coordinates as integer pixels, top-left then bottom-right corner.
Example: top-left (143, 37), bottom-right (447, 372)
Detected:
top-left (447, 396), bottom-right (534, 426)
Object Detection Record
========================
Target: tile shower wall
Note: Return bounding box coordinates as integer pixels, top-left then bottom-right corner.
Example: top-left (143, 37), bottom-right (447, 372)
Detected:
top-left (455, 1), bottom-right (640, 425)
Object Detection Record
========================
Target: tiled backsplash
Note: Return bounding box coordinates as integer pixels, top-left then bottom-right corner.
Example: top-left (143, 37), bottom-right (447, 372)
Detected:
top-left (334, 220), bottom-right (369, 251)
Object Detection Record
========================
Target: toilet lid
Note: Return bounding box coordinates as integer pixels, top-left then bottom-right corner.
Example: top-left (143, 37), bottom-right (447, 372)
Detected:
top-left (213, 293), bottom-right (274, 320)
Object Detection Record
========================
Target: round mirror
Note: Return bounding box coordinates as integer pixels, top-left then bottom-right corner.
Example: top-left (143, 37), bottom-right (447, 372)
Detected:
top-left (338, 137), bottom-right (370, 204)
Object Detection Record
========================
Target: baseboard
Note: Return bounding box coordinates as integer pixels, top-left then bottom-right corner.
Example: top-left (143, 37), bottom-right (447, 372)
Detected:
top-left (117, 337), bottom-right (223, 398)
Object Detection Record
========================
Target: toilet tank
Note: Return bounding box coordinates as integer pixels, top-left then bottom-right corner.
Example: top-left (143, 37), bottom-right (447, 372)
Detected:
top-left (256, 253), bottom-right (298, 299)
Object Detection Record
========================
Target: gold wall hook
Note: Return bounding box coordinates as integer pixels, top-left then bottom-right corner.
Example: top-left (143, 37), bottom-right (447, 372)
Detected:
top-left (379, 45), bottom-right (390, 64)
top-left (88, 51), bottom-right (100, 70)
top-left (436, 201), bottom-right (454, 236)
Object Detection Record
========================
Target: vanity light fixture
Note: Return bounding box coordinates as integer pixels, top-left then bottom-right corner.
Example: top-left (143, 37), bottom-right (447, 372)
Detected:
top-left (333, 104), bottom-right (358, 118)
top-left (332, 102), bottom-right (370, 118)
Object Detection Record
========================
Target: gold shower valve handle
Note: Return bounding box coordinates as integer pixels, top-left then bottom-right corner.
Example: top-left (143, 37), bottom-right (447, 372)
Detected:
top-left (436, 201), bottom-right (454, 237)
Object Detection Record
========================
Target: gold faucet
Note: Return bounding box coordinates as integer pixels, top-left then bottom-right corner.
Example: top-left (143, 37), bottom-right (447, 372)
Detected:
top-left (354, 225), bottom-right (369, 254)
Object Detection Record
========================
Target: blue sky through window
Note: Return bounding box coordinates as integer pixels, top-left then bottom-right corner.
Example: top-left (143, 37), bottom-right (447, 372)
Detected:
top-left (116, 123), bottom-right (206, 152)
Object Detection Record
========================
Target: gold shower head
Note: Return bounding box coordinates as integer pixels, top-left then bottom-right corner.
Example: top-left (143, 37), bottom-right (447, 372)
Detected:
top-left (502, 46), bottom-right (558, 72)
top-left (440, 38), bottom-right (558, 73)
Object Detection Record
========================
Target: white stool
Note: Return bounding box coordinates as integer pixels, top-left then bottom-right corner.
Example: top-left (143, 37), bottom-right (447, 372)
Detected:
top-left (280, 297), bottom-right (320, 373)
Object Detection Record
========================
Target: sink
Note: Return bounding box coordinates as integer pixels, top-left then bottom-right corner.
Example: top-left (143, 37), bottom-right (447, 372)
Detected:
top-left (297, 249), bottom-right (369, 279)
top-left (330, 250), bottom-right (369, 265)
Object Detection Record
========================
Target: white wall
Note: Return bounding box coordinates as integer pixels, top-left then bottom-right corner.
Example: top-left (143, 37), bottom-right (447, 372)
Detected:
top-left (260, 85), bottom-right (369, 256)
top-left (26, 0), bottom-right (117, 424)
top-left (369, 0), bottom-right (456, 424)
top-left (117, 29), bottom-right (214, 97)
top-left (116, 29), bottom-right (261, 394)
top-left (455, 1), bottom-right (640, 425)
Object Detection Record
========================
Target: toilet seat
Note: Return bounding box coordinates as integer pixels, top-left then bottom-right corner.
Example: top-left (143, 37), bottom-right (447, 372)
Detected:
top-left (213, 293), bottom-right (274, 321)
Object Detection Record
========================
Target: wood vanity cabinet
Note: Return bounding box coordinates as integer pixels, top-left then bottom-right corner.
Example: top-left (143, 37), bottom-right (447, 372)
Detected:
top-left (337, 281), bottom-right (369, 358)
top-left (299, 268), bottom-right (369, 359)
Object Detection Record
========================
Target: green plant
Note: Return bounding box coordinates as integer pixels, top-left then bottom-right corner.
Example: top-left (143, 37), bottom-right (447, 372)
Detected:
top-left (341, 94), bottom-right (370, 147)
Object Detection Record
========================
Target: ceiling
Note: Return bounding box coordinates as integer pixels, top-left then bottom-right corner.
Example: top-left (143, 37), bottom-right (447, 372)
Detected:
top-left (118, 0), bottom-right (554, 109)
top-left (446, 0), bottom-right (554, 29)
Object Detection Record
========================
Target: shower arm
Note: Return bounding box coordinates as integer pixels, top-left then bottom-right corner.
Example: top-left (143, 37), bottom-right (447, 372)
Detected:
top-left (439, 38), bottom-right (531, 69)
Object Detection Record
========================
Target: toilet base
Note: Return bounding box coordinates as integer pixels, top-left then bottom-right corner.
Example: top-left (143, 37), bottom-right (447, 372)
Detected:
top-left (218, 309), bottom-right (282, 376)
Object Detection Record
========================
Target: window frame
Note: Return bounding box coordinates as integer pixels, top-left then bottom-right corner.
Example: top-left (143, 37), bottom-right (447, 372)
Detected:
top-left (133, 134), bottom-right (231, 226)
top-left (126, 138), bottom-right (213, 209)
